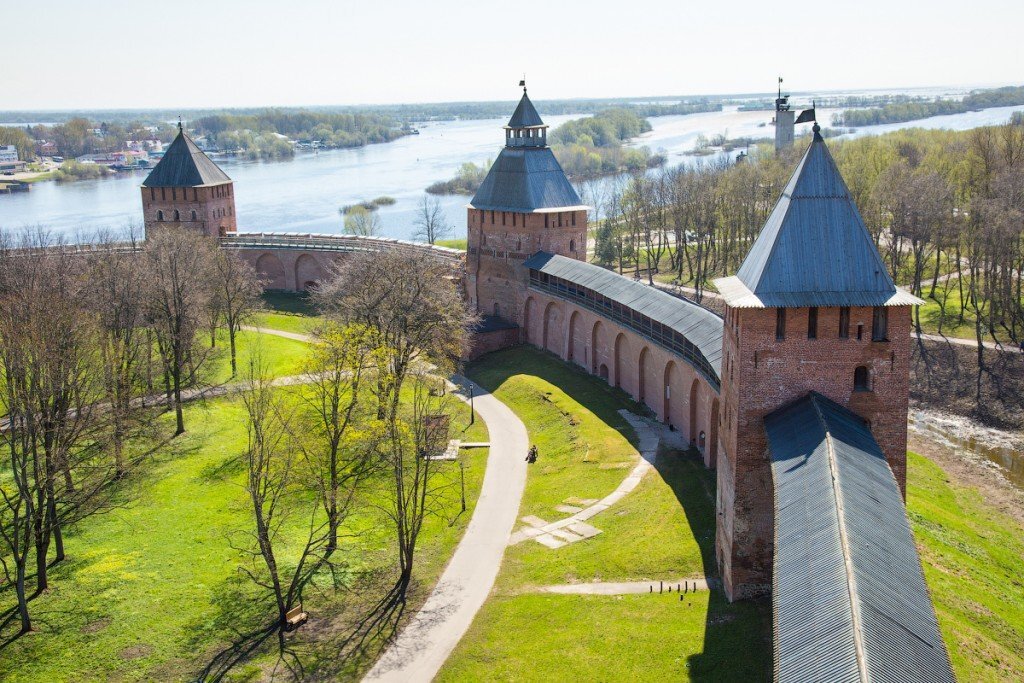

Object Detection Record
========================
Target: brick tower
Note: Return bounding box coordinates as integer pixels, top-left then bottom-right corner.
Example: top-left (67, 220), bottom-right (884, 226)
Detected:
top-left (712, 124), bottom-right (921, 601)
top-left (141, 122), bottom-right (237, 237)
top-left (466, 85), bottom-right (588, 328)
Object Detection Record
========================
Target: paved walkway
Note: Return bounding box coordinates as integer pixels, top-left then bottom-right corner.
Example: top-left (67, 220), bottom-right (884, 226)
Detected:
top-left (539, 578), bottom-right (708, 595)
top-left (509, 410), bottom-right (659, 548)
top-left (364, 376), bottom-right (529, 683)
top-left (241, 324), bottom-right (312, 343)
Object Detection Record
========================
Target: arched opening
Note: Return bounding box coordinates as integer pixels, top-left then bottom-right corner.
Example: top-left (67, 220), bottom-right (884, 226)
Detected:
top-left (854, 365), bottom-right (870, 391)
top-left (613, 333), bottom-right (627, 388)
top-left (255, 253), bottom-right (287, 289)
top-left (542, 302), bottom-right (561, 354)
top-left (663, 361), bottom-right (677, 426)
top-left (591, 320), bottom-right (604, 374)
top-left (173, 209), bottom-right (180, 221)
top-left (689, 379), bottom-right (700, 444)
top-left (599, 363), bottom-right (609, 381)
top-left (303, 280), bottom-right (318, 291)
top-left (523, 297), bottom-right (536, 345)
top-left (567, 310), bottom-right (580, 362)
top-left (569, 239), bottom-right (576, 253)
top-left (709, 398), bottom-right (720, 468)
top-left (157, 210), bottom-right (164, 221)
top-left (191, 210), bottom-right (197, 221)
top-left (638, 347), bottom-right (649, 402)
top-left (294, 254), bottom-right (325, 292)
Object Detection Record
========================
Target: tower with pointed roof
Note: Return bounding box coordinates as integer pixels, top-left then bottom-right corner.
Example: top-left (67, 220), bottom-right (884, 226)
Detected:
top-left (712, 124), bottom-right (922, 601)
top-left (141, 123), bottom-right (237, 237)
top-left (466, 85), bottom-right (588, 332)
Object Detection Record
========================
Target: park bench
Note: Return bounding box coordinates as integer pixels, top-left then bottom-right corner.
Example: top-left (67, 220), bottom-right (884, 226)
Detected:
top-left (284, 605), bottom-right (308, 631)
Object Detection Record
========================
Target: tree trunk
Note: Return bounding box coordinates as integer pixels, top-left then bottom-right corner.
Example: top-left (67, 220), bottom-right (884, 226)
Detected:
top-left (229, 325), bottom-right (238, 377)
top-left (173, 368), bottom-right (185, 436)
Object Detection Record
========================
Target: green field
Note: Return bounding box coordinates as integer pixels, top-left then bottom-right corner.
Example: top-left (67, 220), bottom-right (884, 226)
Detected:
top-left (0, 329), bottom-right (489, 682)
top-left (908, 451), bottom-right (1024, 681)
top-left (441, 347), bottom-right (773, 681)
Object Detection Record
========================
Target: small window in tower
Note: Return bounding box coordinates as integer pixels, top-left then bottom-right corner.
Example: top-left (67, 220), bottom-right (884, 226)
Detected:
top-left (191, 210), bottom-right (197, 221)
top-left (517, 238), bottom-right (522, 251)
top-left (161, 188), bottom-right (166, 200)
top-left (872, 307), bottom-right (888, 341)
top-left (150, 187), bottom-right (155, 200)
top-left (157, 210), bottom-right (164, 221)
top-left (193, 188), bottom-right (197, 201)
top-left (571, 212), bottom-right (576, 226)
top-left (558, 213), bottom-right (563, 227)
top-left (494, 302), bottom-right (500, 317)
top-left (502, 212), bottom-right (506, 226)
top-left (857, 323), bottom-right (864, 340)
top-left (775, 308), bottom-right (786, 341)
top-left (172, 188), bottom-right (176, 200)
top-left (490, 210), bottom-right (495, 224)
top-left (807, 307), bottom-right (818, 339)
top-left (839, 307), bottom-right (850, 339)
top-left (513, 213), bottom-right (517, 227)
top-left (545, 214), bottom-right (549, 228)
top-left (854, 366), bottom-right (870, 391)
top-left (570, 239), bottom-right (576, 252)
top-left (173, 209), bottom-right (180, 221)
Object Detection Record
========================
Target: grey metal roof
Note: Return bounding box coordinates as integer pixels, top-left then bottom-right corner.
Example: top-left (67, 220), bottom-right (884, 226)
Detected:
top-left (767, 393), bottom-right (954, 683)
top-left (469, 146), bottom-right (583, 213)
top-left (506, 91), bottom-right (545, 128)
top-left (523, 252), bottom-right (723, 379)
top-left (142, 129), bottom-right (231, 188)
top-left (723, 130), bottom-right (903, 308)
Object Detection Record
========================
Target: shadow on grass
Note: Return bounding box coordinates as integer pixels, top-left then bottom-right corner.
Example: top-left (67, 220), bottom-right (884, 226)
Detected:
top-left (471, 345), bottom-right (772, 681)
top-left (261, 291), bottom-right (315, 316)
top-left (467, 345), bottom-right (640, 446)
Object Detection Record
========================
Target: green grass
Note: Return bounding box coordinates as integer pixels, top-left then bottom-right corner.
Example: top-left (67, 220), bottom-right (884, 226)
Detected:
top-left (204, 327), bottom-right (309, 385)
top-left (251, 291), bottom-right (324, 334)
top-left (0, 334), bottom-right (489, 681)
top-left (434, 238), bottom-right (467, 251)
top-left (468, 347), bottom-right (638, 519)
top-left (907, 451), bottom-right (1024, 681)
top-left (441, 347), bottom-right (772, 680)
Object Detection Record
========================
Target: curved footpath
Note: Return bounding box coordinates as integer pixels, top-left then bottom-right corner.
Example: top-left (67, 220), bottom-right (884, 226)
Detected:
top-left (364, 375), bottom-right (530, 683)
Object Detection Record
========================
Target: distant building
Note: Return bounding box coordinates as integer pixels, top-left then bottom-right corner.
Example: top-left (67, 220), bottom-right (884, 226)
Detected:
top-left (0, 145), bottom-right (19, 163)
top-left (140, 123), bottom-right (237, 237)
top-left (35, 140), bottom-right (58, 157)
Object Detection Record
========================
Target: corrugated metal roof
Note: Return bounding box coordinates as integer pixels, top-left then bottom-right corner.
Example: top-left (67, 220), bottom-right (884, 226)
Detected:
top-left (142, 129), bottom-right (231, 188)
top-left (470, 146), bottom-right (583, 213)
top-left (721, 131), bottom-right (906, 309)
top-left (767, 393), bottom-right (954, 683)
top-left (714, 275), bottom-right (923, 309)
top-left (523, 252), bottom-right (723, 379)
top-left (506, 91), bottom-right (545, 128)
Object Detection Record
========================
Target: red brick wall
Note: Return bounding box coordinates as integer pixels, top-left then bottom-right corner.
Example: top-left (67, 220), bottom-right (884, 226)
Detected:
top-left (716, 303), bottom-right (913, 600)
top-left (465, 208), bottom-right (587, 326)
top-left (142, 182), bottom-right (237, 237)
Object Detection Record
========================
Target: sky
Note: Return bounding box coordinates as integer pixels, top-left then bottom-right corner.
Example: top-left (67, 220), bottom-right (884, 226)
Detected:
top-left (5, 0), bottom-right (1023, 111)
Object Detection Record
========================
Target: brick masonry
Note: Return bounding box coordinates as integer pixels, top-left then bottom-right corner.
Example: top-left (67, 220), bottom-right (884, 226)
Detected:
top-left (141, 182), bottom-right (238, 237)
top-left (717, 303), bottom-right (913, 600)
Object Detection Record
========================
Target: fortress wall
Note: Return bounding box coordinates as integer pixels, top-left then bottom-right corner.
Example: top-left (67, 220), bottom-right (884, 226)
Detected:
top-left (524, 289), bottom-right (722, 468)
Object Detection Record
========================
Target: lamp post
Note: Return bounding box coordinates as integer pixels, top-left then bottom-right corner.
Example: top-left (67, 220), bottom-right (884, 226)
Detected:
top-left (469, 383), bottom-right (475, 425)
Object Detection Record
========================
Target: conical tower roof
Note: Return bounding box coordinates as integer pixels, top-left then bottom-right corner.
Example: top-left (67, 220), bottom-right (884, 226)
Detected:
top-left (142, 125), bottom-right (231, 188)
top-left (506, 90), bottom-right (545, 128)
top-left (715, 127), bottom-right (920, 308)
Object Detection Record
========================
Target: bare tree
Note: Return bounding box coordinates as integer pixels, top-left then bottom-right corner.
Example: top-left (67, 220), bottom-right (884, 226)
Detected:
top-left (343, 206), bottom-right (382, 237)
top-left (214, 248), bottom-right (263, 377)
top-left (238, 357), bottom-right (328, 637)
top-left (299, 322), bottom-right (380, 554)
top-left (141, 227), bottom-right (216, 435)
top-left (412, 195), bottom-right (451, 245)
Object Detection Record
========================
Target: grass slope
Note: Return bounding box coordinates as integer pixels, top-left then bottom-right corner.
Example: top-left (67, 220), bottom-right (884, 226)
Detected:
top-left (441, 347), bottom-right (772, 681)
top-left (908, 451), bottom-right (1024, 681)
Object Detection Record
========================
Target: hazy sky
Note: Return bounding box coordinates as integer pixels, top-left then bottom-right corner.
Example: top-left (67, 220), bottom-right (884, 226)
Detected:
top-left (6, 0), bottom-right (1022, 110)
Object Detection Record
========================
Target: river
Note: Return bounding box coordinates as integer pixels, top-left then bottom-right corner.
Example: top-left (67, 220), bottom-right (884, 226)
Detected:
top-left (3, 97), bottom-right (1024, 241)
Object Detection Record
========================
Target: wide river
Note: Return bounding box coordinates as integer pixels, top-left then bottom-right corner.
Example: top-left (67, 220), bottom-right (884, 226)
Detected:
top-left (3, 99), bottom-right (1024, 241)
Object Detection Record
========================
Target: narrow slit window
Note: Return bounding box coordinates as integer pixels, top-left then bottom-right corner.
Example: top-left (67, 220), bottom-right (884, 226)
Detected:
top-left (854, 366), bottom-right (870, 391)
top-left (807, 307), bottom-right (818, 339)
top-left (872, 306), bottom-right (888, 341)
top-left (776, 308), bottom-right (786, 341)
top-left (839, 307), bottom-right (850, 339)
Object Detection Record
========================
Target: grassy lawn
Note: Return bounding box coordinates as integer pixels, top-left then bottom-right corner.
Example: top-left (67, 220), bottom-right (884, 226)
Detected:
top-left (908, 451), bottom-right (1024, 681)
top-left (441, 347), bottom-right (772, 681)
top-left (434, 238), bottom-right (467, 251)
top-left (0, 332), bottom-right (489, 681)
top-left (204, 328), bottom-right (309, 385)
top-left (252, 291), bottom-right (324, 335)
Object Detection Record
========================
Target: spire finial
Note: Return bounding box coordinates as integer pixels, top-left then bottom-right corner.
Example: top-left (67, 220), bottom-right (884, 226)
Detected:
top-left (519, 74), bottom-right (526, 93)
top-left (177, 116), bottom-right (183, 134)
